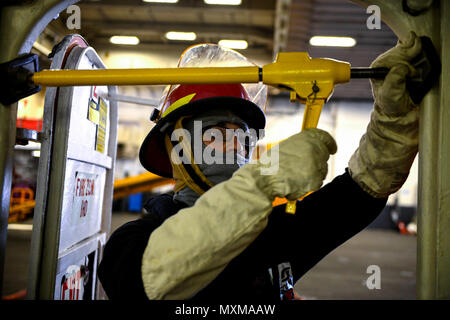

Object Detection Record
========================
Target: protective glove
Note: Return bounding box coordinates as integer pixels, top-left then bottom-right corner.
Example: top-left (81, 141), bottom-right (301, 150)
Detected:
top-left (141, 128), bottom-right (336, 299)
top-left (348, 31), bottom-right (421, 198)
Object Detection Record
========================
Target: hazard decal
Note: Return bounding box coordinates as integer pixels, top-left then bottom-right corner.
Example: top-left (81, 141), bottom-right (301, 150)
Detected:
top-left (96, 97), bottom-right (107, 153)
top-left (87, 86), bottom-right (108, 153)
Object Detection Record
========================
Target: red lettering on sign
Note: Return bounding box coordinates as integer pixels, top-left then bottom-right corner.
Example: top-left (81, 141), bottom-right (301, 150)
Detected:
top-left (75, 177), bottom-right (95, 197)
top-left (80, 199), bottom-right (88, 218)
top-left (61, 268), bottom-right (83, 300)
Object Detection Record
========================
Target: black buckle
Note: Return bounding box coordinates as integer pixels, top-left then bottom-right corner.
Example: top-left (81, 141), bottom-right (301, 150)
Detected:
top-left (0, 53), bottom-right (41, 105)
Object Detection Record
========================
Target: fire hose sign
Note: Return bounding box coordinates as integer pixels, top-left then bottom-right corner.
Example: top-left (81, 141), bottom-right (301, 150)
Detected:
top-left (72, 172), bottom-right (99, 225)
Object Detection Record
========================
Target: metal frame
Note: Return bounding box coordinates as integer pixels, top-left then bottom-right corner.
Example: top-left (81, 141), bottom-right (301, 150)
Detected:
top-left (27, 35), bottom-right (118, 299)
top-left (351, 0), bottom-right (449, 299)
top-left (27, 34), bottom-right (87, 299)
top-left (0, 0), bottom-right (79, 297)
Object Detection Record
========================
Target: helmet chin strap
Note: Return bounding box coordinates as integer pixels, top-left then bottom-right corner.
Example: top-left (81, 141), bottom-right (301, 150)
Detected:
top-left (166, 116), bottom-right (215, 196)
top-left (167, 115), bottom-right (249, 204)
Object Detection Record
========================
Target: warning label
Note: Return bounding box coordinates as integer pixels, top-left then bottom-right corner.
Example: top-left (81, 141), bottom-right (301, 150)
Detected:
top-left (88, 99), bottom-right (99, 125)
top-left (72, 172), bottom-right (98, 225)
top-left (60, 251), bottom-right (95, 300)
top-left (87, 86), bottom-right (108, 153)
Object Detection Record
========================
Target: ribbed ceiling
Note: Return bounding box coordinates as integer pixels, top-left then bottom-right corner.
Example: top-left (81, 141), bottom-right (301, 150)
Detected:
top-left (41, 0), bottom-right (399, 99)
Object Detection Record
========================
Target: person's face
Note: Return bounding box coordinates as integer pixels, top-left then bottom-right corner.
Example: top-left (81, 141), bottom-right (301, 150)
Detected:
top-left (202, 122), bottom-right (247, 157)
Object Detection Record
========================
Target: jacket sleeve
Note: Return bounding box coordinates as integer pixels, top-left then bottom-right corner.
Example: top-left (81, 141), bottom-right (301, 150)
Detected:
top-left (264, 168), bottom-right (388, 281)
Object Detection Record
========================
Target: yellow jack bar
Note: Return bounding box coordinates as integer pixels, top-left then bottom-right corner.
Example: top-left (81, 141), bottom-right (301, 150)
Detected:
top-left (32, 52), bottom-right (350, 101)
top-left (32, 52), bottom-right (351, 215)
top-left (32, 66), bottom-right (260, 86)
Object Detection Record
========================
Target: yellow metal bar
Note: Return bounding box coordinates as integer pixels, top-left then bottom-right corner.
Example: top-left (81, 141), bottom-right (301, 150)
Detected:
top-left (32, 66), bottom-right (260, 86)
top-left (301, 99), bottom-right (326, 131)
top-left (31, 52), bottom-right (351, 93)
top-left (285, 99), bottom-right (325, 214)
top-left (31, 52), bottom-right (350, 216)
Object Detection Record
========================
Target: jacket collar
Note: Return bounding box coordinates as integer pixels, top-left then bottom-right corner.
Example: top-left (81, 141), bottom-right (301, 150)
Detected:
top-left (143, 193), bottom-right (188, 224)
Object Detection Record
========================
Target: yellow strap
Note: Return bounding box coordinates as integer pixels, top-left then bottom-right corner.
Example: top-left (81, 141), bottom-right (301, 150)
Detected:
top-left (165, 134), bottom-right (206, 196)
top-left (165, 116), bottom-right (215, 196)
top-left (173, 117), bottom-right (215, 188)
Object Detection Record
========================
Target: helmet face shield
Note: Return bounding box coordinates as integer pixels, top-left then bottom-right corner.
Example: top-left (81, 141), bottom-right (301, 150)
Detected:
top-left (158, 43), bottom-right (267, 121)
top-left (139, 44), bottom-right (268, 178)
top-left (178, 43), bottom-right (267, 111)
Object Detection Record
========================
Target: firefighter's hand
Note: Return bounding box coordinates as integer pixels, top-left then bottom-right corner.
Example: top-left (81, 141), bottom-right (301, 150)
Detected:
top-left (370, 31), bottom-right (422, 116)
top-left (255, 128), bottom-right (337, 201)
top-left (348, 32), bottom-right (421, 199)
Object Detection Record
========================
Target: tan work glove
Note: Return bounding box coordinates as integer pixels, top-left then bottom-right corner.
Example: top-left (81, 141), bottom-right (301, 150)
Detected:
top-left (349, 31), bottom-right (422, 198)
top-left (141, 128), bottom-right (336, 299)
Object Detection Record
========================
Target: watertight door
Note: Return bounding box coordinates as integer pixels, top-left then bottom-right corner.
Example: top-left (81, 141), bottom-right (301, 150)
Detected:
top-left (27, 35), bottom-right (118, 300)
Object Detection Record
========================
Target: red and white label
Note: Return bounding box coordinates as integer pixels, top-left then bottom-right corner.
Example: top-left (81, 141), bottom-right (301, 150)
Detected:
top-left (61, 265), bottom-right (85, 300)
top-left (72, 172), bottom-right (98, 224)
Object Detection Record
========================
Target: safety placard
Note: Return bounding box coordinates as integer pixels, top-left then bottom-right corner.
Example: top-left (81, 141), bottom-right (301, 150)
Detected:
top-left (72, 172), bottom-right (99, 226)
top-left (87, 86), bottom-right (108, 154)
top-left (88, 99), bottom-right (100, 125)
top-left (54, 239), bottom-right (99, 300)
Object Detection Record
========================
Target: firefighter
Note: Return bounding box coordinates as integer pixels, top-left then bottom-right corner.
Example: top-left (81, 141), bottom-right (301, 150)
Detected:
top-left (98, 32), bottom-right (421, 300)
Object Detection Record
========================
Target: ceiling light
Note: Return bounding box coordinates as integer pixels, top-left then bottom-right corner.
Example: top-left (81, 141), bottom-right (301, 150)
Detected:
top-left (204, 0), bottom-right (241, 5)
top-left (309, 36), bottom-right (356, 47)
top-left (8, 224), bottom-right (33, 231)
top-left (110, 36), bottom-right (140, 45)
top-left (218, 39), bottom-right (248, 49)
top-left (165, 31), bottom-right (197, 41)
top-left (142, 0), bottom-right (178, 3)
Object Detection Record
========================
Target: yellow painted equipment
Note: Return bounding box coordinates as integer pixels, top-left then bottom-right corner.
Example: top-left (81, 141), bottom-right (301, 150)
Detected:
top-left (31, 52), bottom-right (350, 131)
top-left (32, 66), bottom-right (260, 86)
top-left (9, 187), bottom-right (35, 222)
top-left (113, 172), bottom-right (174, 200)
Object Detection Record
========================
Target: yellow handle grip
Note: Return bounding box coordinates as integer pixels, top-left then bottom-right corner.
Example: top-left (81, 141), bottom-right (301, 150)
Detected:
top-left (285, 98), bottom-right (325, 214)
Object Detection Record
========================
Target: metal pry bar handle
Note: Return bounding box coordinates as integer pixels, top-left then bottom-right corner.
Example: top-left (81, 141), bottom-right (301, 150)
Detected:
top-left (350, 36), bottom-right (441, 105)
top-left (351, 67), bottom-right (389, 79)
